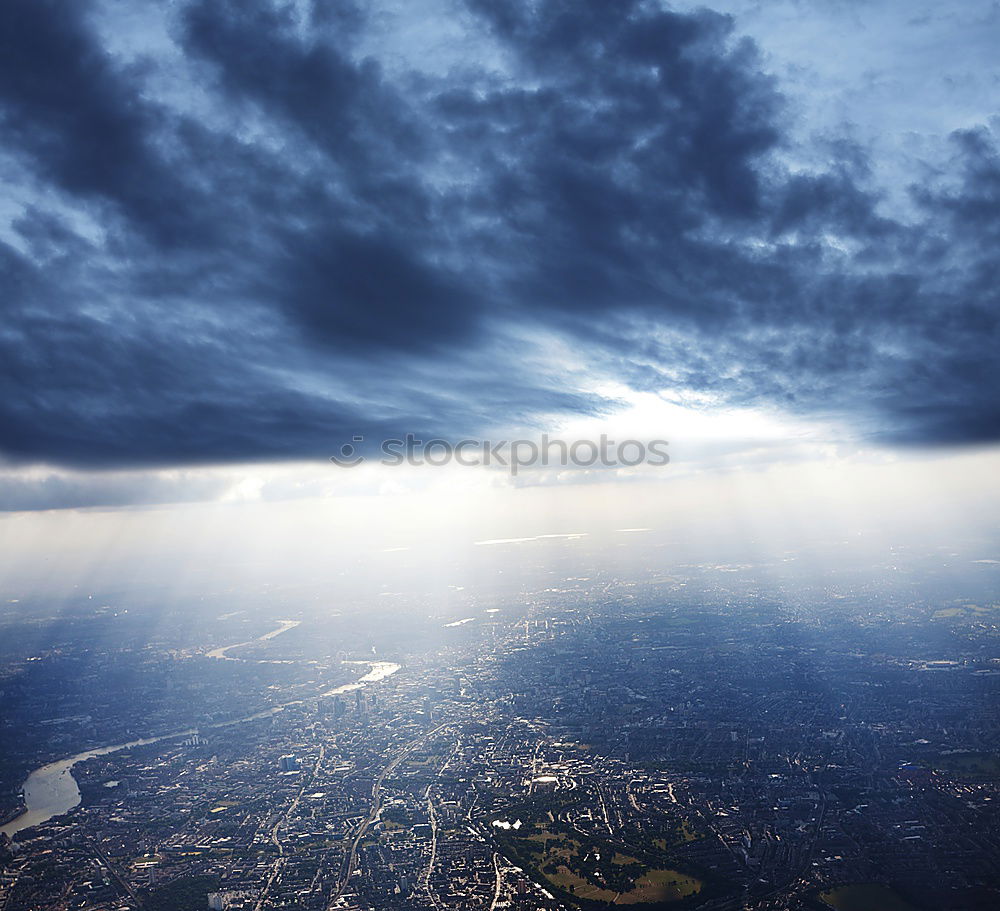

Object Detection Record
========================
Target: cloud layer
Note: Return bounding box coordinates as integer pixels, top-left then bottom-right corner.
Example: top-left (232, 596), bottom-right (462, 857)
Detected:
top-left (1, 0), bottom-right (998, 477)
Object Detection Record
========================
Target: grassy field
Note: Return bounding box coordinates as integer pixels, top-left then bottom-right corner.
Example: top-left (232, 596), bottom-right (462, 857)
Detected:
top-left (932, 603), bottom-right (998, 619)
top-left (616, 868), bottom-right (701, 904)
top-left (497, 814), bottom-right (701, 905)
top-left (141, 875), bottom-right (220, 911)
top-left (932, 752), bottom-right (1000, 777)
top-left (820, 883), bottom-right (916, 911)
top-left (541, 857), bottom-right (700, 905)
top-left (653, 820), bottom-right (700, 850)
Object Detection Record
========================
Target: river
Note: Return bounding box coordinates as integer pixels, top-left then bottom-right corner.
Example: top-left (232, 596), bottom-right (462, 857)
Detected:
top-left (205, 619), bottom-right (301, 660)
top-left (321, 661), bottom-right (401, 695)
top-left (1, 625), bottom-right (400, 841)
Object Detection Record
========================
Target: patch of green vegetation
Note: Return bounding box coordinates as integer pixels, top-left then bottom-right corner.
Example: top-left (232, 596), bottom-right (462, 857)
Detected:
top-left (141, 874), bottom-right (220, 911)
top-left (933, 603), bottom-right (999, 620)
top-left (932, 607), bottom-right (964, 619)
top-left (380, 804), bottom-right (412, 830)
top-left (490, 794), bottom-right (702, 907)
top-left (820, 883), bottom-right (916, 911)
top-left (618, 868), bottom-right (701, 904)
top-left (932, 752), bottom-right (1000, 778)
top-left (653, 820), bottom-right (701, 851)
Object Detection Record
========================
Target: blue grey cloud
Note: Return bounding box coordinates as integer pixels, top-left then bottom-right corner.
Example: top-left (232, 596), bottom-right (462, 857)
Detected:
top-left (0, 0), bottom-right (997, 475)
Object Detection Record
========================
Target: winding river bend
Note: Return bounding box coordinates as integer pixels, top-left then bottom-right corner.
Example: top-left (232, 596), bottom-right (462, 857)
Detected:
top-left (1, 623), bottom-right (400, 841)
top-left (205, 619), bottom-right (300, 660)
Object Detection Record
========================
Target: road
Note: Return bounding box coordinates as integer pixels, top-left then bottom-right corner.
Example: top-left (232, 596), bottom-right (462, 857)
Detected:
top-left (423, 794), bottom-right (443, 909)
top-left (328, 723), bottom-right (448, 907)
top-left (596, 781), bottom-right (615, 834)
top-left (93, 843), bottom-right (143, 908)
top-left (422, 731), bottom-right (462, 906)
top-left (489, 852), bottom-right (503, 911)
top-left (255, 746), bottom-right (324, 911)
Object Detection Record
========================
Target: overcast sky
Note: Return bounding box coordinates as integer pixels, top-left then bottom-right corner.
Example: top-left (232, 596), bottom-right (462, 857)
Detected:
top-left (1, 0), bottom-right (999, 513)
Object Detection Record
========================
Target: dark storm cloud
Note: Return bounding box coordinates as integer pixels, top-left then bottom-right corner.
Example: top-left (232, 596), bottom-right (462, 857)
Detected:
top-left (0, 0), bottom-right (997, 485)
top-left (0, 470), bottom-right (233, 512)
top-left (428, 0), bottom-right (999, 445)
top-left (0, 245), bottom-right (367, 466)
top-left (177, 0), bottom-right (486, 348)
top-left (0, 0), bottom-right (207, 247)
top-left (180, 0), bottom-right (418, 170)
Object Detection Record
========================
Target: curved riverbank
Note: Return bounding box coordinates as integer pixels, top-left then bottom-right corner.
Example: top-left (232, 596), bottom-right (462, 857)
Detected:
top-left (205, 619), bottom-right (301, 660)
top-left (0, 730), bottom-right (194, 840)
top-left (1, 659), bottom-right (400, 841)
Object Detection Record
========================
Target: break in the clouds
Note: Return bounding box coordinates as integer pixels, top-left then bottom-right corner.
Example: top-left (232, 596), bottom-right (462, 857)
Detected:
top-left (1, 0), bottom-right (998, 474)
